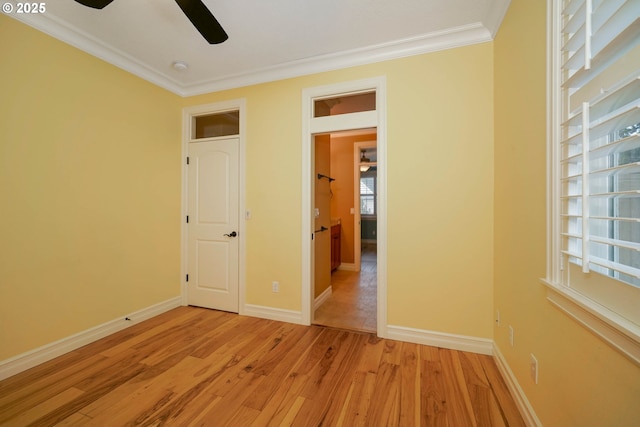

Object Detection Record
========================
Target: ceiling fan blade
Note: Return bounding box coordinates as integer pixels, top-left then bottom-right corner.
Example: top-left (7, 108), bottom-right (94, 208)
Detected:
top-left (73, 0), bottom-right (114, 9)
top-left (174, 0), bottom-right (228, 44)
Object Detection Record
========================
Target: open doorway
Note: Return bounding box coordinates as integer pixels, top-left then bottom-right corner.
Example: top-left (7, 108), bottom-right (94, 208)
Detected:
top-left (301, 76), bottom-right (387, 336)
top-left (312, 131), bottom-right (377, 333)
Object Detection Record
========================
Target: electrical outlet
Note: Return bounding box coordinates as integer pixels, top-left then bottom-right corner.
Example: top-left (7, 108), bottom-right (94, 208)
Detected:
top-left (272, 281), bottom-right (279, 293)
top-left (530, 353), bottom-right (539, 384)
top-left (496, 309), bottom-right (501, 326)
top-left (508, 325), bottom-right (514, 346)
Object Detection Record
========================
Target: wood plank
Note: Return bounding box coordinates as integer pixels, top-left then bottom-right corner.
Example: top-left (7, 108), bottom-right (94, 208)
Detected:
top-left (439, 349), bottom-right (478, 427)
top-left (366, 361), bottom-right (401, 426)
top-left (0, 387), bottom-right (84, 427)
top-left (242, 325), bottom-right (322, 411)
top-left (421, 358), bottom-right (448, 427)
top-left (250, 371), bottom-right (312, 427)
top-left (279, 396), bottom-right (306, 427)
top-left (292, 330), bottom-right (364, 426)
top-left (478, 355), bottom-right (526, 427)
top-left (399, 342), bottom-right (421, 427)
top-left (336, 333), bottom-right (387, 427)
top-left (0, 353), bottom-right (107, 421)
top-left (459, 352), bottom-right (505, 427)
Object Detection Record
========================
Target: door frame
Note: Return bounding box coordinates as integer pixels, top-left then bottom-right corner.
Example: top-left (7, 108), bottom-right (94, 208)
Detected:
top-left (181, 99), bottom-right (247, 312)
top-left (301, 77), bottom-right (388, 337)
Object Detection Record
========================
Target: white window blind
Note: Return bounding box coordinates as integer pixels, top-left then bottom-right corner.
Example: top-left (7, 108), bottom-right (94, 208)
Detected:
top-left (360, 175), bottom-right (376, 215)
top-left (560, 0), bottom-right (640, 290)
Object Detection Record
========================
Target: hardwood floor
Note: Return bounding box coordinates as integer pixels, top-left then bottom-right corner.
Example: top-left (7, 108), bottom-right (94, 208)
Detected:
top-left (0, 307), bottom-right (525, 427)
top-left (314, 243), bottom-right (377, 332)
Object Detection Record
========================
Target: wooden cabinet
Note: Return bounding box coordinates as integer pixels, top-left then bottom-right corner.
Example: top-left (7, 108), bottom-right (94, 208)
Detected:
top-left (331, 224), bottom-right (341, 271)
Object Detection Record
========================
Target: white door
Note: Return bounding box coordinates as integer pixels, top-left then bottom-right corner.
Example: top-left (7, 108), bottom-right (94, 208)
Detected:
top-left (187, 138), bottom-right (239, 312)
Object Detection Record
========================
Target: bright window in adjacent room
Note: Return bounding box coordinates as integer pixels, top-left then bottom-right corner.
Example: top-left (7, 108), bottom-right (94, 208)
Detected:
top-left (360, 175), bottom-right (376, 216)
top-left (547, 0), bottom-right (640, 361)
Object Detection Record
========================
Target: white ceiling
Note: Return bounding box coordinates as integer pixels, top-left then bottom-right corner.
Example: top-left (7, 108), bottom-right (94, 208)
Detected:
top-left (10, 0), bottom-right (510, 96)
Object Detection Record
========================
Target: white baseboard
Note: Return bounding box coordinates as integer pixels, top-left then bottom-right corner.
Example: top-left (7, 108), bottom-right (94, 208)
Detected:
top-left (386, 324), bottom-right (493, 355)
top-left (493, 344), bottom-right (542, 427)
top-left (337, 263), bottom-right (358, 271)
top-left (314, 286), bottom-right (333, 310)
top-left (242, 304), bottom-right (304, 325)
top-left (0, 297), bottom-right (182, 381)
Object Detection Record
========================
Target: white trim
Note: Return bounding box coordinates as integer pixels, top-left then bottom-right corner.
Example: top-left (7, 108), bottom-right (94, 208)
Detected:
top-left (484, 0), bottom-right (512, 38)
top-left (493, 344), bottom-right (543, 427)
top-left (184, 23), bottom-right (493, 96)
top-left (542, 279), bottom-right (640, 365)
top-left (375, 79), bottom-right (388, 339)
top-left (546, 0), bottom-right (562, 290)
top-left (301, 77), bottom-right (388, 339)
top-left (10, 12), bottom-right (496, 97)
top-left (337, 263), bottom-right (358, 272)
top-left (0, 297), bottom-right (181, 381)
top-left (242, 304), bottom-right (304, 325)
top-left (314, 286), bottom-right (333, 311)
top-left (387, 325), bottom-right (493, 355)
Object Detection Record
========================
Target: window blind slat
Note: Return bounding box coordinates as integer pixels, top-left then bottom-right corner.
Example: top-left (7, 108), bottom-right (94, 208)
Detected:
top-left (587, 74), bottom-right (640, 122)
top-left (590, 236), bottom-right (640, 252)
top-left (592, 0), bottom-right (626, 33)
top-left (563, 0), bottom-right (586, 16)
top-left (591, 5), bottom-right (640, 60)
top-left (589, 256), bottom-right (640, 278)
top-left (563, 2), bottom-right (587, 34)
top-left (563, 110), bottom-right (584, 127)
top-left (588, 103), bottom-right (640, 142)
top-left (563, 26), bottom-right (586, 53)
top-left (563, 21), bottom-right (640, 89)
top-left (591, 215), bottom-right (640, 223)
top-left (561, 152), bottom-right (583, 163)
top-left (589, 134), bottom-right (640, 160)
top-left (563, 46), bottom-right (587, 72)
top-left (590, 190), bottom-right (640, 198)
top-left (589, 161), bottom-right (640, 178)
top-left (561, 132), bottom-right (584, 145)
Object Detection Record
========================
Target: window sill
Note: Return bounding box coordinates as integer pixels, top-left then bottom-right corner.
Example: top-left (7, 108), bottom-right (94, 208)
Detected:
top-left (541, 279), bottom-right (640, 365)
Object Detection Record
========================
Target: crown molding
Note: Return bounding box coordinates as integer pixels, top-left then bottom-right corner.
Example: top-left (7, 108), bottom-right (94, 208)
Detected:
top-left (181, 23), bottom-right (493, 96)
top-left (484, 0), bottom-right (512, 38)
top-left (9, 6), bottom-right (507, 97)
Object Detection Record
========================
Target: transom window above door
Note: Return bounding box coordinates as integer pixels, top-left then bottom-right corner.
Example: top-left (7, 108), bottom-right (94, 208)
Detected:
top-left (193, 110), bottom-right (240, 139)
top-left (313, 91), bottom-right (376, 117)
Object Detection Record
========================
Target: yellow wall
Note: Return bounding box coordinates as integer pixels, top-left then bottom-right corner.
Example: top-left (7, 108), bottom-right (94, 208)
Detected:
top-left (0, 16), bottom-right (182, 359)
top-left (493, 1), bottom-right (640, 426)
top-left (184, 42), bottom-right (495, 339)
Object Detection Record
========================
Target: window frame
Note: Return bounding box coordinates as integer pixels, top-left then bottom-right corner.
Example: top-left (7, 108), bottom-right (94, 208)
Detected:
top-left (544, 0), bottom-right (640, 365)
top-left (360, 174), bottom-right (377, 217)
